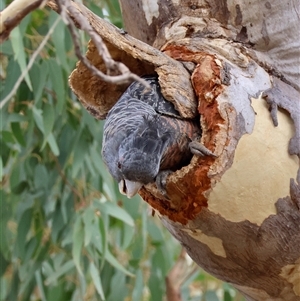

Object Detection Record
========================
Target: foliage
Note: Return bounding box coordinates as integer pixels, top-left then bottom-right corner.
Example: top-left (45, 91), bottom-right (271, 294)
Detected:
top-left (0, 1), bottom-right (244, 300)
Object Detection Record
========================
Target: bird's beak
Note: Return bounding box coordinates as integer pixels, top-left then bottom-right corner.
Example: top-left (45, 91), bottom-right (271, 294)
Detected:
top-left (118, 180), bottom-right (143, 198)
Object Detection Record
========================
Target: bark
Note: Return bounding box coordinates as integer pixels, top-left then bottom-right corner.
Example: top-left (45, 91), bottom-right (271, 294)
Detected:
top-left (61, 0), bottom-right (300, 300)
top-left (0, 0), bottom-right (46, 42)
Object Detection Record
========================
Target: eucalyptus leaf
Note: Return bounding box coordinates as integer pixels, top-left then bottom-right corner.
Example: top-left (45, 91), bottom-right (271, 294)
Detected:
top-left (10, 26), bottom-right (32, 90)
top-left (43, 102), bottom-right (55, 140)
top-left (97, 202), bottom-right (134, 227)
top-left (47, 133), bottom-right (60, 156)
top-left (11, 122), bottom-right (26, 146)
top-left (0, 157), bottom-right (3, 180)
top-left (107, 271), bottom-right (127, 301)
top-left (50, 12), bottom-right (70, 73)
top-left (35, 270), bottom-right (47, 301)
top-left (90, 262), bottom-right (105, 299)
top-left (224, 290), bottom-right (233, 301)
top-left (204, 291), bottom-right (220, 301)
top-left (7, 113), bottom-right (28, 123)
top-left (32, 106), bottom-right (45, 134)
top-left (30, 61), bottom-right (49, 105)
top-left (132, 269), bottom-right (143, 301)
top-left (16, 208), bottom-right (32, 259)
top-left (48, 58), bottom-right (65, 114)
top-left (1, 130), bottom-right (15, 144)
top-left (72, 219), bottom-right (84, 275)
top-left (45, 260), bottom-right (75, 285)
top-left (105, 250), bottom-right (134, 277)
top-left (82, 207), bottom-right (95, 247)
top-left (0, 59), bottom-right (20, 101)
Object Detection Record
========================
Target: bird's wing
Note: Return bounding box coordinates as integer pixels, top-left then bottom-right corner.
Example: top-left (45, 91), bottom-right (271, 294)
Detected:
top-left (128, 76), bottom-right (180, 118)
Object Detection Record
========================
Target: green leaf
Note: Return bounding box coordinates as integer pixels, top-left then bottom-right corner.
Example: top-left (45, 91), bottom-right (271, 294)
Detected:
top-left (85, 155), bottom-right (96, 177)
top-left (121, 223), bottom-right (135, 250)
top-left (132, 269), bottom-right (143, 301)
top-left (141, 206), bottom-right (147, 251)
top-left (45, 260), bottom-right (75, 285)
top-left (0, 38), bottom-right (13, 55)
top-left (6, 269), bottom-right (20, 301)
top-left (72, 218), bottom-right (84, 275)
top-left (0, 250), bottom-right (9, 277)
top-left (131, 233), bottom-right (144, 261)
top-left (149, 267), bottom-right (163, 301)
top-left (89, 3), bottom-right (104, 18)
top-left (51, 205), bottom-right (65, 243)
top-left (30, 61), bottom-right (49, 105)
top-left (82, 207), bottom-right (95, 247)
top-left (34, 164), bottom-right (48, 190)
top-left (7, 113), bottom-right (28, 123)
top-left (24, 237), bottom-right (38, 262)
top-left (35, 270), bottom-right (47, 301)
top-left (10, 26), bottom-right (32, 90)
top-left (16, 208), bottom-right (32, 259)
top-left (32, 106), bottom-right (44, 134)
top-left (1, 130), bottom-right (15, 143)
top-left (19, 14), bottom-right (31, 36)
top-left (0, 157), bottom-right (3, 180)
top-left (107, 271), bottom-right (127, 301)
top-left (10, 164), bottom-right (20, 191)
top-left (90, 262), bottom-right (105, 299)
top-left (147, 220), bottom-right (164, 243)
top-left (152, 247), bottom-right (168, 276)
top-left (97, 202), bottom-right (134, 227)
top-left (47, 133), bottom-right (60, 156)
top-left (43, 102), bottom-right (55, 140)
top-left (105, 250), bottom-right (134, 277)
top-left (49, 12), bottom-right (70, 73)
top-left (11, 122), bottom-right (26, 147)
top-left (11, 180), bottom-right (29, 194)
top-left (224, 290), bottom-right (233, 301)
top-left (204, 291), bottom-right (220, 301)
top-left (48, 58), bottom-right (65, 114)
top-left (97, 216), bottom-right (107, 267)
top-left (1, 59), bottom-right (20, 102)
top-left (71, 136), bottom-right (88, 178)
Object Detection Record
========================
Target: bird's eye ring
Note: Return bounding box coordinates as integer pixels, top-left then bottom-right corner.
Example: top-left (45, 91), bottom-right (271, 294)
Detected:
top-left (117, 162), bottom-right (122, 169)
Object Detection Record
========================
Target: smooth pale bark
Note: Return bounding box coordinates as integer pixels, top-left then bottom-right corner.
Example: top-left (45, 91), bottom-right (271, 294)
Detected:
top-left (63, 0), bottom-right (300, 300)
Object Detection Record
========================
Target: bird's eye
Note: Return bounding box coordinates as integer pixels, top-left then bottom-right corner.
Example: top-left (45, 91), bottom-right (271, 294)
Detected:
top-left (117, 162), bottom-right (122, 169)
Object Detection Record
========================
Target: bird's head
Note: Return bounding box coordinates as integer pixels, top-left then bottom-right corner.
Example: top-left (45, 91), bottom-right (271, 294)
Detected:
top-left (116, 125), bottom-right (169, 198)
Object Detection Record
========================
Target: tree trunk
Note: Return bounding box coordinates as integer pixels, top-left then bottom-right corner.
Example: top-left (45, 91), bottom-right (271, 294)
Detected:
top-left (64, 1), bottom-right (300, 300)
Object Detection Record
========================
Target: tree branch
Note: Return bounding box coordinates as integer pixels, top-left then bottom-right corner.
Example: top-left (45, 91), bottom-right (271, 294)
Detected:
top-left (166, 248), bottom-right (199, 301)
top-left (0, 0), bottom-right (47, 43)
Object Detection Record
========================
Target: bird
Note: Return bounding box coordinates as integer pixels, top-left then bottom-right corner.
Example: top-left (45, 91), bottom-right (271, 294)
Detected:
top-left (101, 75), bottom-right (215, 198)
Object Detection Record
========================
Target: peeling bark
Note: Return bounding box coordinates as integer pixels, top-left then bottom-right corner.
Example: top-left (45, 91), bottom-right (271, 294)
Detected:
top-left (262, 78), bottom-right (300, 157)
top-left (59, 0), bottom-right (300, 299)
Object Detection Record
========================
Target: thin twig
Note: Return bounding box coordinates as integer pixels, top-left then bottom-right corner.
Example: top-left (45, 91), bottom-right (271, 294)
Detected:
top-left (0, 16), bottom-right (61, 110)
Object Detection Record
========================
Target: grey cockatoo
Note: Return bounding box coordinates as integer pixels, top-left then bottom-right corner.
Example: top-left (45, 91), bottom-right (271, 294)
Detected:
top-left (101, 76), bottom-right (214, 198)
